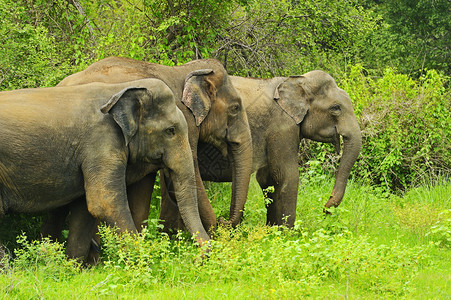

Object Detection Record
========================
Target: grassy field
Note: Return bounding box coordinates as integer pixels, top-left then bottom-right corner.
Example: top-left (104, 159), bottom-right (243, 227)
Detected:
top-left (0, 174), bottom-right (450, 299)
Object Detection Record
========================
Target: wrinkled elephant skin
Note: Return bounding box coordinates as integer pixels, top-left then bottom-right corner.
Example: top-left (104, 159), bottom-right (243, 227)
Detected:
top-left (196, 71), bottom-right (362, 226)
top-left (0, 79), bottom-right (209, 261)
top-left (55, 57), bottom-right (253, 232)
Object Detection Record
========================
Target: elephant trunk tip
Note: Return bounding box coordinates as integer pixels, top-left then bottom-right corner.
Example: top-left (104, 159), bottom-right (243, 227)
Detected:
top-left (324, 196), bottom-right (343, 208)
top-left (324, 187), bottom-right (345, 208)
top-left (218, 216), bottom-right (240, 228)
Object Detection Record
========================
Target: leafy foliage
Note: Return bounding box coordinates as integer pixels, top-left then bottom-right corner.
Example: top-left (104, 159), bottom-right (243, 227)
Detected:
top-left (214, 0), bottom-right (378, 77)
top-left (346, 66), bottom-right (450, 190)
top-left (12, 234), bottom-right (81, 278)
top-left (380, 0), bottom-right (450, 74)
top-left (0, 1), bottom-right (450, 297)
top-left (1, 176), bottom-right (450, 298)
top-left (0, 0), bottom-right (77, 88)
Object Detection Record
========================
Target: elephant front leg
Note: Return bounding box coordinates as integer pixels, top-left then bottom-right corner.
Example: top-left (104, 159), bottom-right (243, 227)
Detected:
top-left (83, 164), bottom-right (137, 233)
top-left (258, 161), bottom-right (299, 227)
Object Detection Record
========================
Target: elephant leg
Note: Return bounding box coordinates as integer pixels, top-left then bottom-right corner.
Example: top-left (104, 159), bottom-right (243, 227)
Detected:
top-left (159, 172), bottom-right (185, 234)
top-left (256, 167), bottom-right (278, 225)
top-left (75, 173), bottom-right (156, 264)
top-left (66, 198), bottom-right (97, 263)
top-left (263, 137), bottom-right (300, 227)
top-left (41, 205), bottom-right (71, 242)
top-left (265, 159), bottom-right (299, 227)
top-left (194, 163), bottom-right (217, 234)
top-left (127, 172), bottom-right (156, 231)
top-left (83, 164), bottom-right (136, 233)
top-left (86, 220), bottom-right (101, 266)
top-left (269, 164), bottom-right (299, 227)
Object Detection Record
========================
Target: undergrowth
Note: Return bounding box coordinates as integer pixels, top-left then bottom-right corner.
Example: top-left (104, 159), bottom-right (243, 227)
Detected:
top-left (1, 176), bottom-right (449, 299)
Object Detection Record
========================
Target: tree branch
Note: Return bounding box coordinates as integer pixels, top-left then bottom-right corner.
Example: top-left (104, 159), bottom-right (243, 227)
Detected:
top-left (71, 0), bottom-right (94, 36)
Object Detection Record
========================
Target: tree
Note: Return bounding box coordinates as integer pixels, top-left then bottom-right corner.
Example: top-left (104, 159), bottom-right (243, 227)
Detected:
top-left (369, 0), bottom-right (450, 74)
top-left (213, 0), bottom-right (378, 77)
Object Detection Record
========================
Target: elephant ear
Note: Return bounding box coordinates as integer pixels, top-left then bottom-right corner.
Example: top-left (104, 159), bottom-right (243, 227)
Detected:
top-left (181, 69), bottom-right (215, 126)
top-left (274, 76), bottom-right (309, 124)
top-left (101, 87), bottom-right (149, 146)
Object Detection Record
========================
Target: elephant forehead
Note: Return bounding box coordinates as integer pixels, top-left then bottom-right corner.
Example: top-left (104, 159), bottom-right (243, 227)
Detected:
top-left (143, 108), bottom-right (185, 129)
top-left (326, 88), bottom-right (354, 109)
top-left (142, 101), bottom-right (177, 118)
top-left (218, 85), bottom-right (242, 104)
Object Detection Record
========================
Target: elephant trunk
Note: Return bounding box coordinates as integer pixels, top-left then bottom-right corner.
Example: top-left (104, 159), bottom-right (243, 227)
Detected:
top-left (325, 120), bottom-right (362, 208)
top-left (166, 149), bottom-right (210, 245)
top-left (227, 132), bottom-right (253, 227)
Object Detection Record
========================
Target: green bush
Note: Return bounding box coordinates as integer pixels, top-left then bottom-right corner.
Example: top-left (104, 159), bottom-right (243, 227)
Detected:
top-left (355, 67), bottom-right (450, 190)
top-left (0, 1), bottom-right (68, 89)
top-left (11, 234), bottom-right (81, 279)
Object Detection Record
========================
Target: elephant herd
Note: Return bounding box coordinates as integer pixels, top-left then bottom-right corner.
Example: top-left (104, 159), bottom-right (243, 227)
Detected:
top-left (0, 57), bottom-right (361, 263)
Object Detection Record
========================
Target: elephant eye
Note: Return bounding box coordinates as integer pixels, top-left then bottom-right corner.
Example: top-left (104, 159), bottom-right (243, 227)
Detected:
top-left (229, 104), bottom-right (241, 114)
top-left (165, 126), bottom-right (176, 136)
top-left (330, 104), bottom-right (342, 115)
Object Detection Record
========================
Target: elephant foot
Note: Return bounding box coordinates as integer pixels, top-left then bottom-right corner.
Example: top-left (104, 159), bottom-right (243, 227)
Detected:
top-left (85, 238), bottom-right (101, 266)
top-left (217, 216), bottom-right (233, 227)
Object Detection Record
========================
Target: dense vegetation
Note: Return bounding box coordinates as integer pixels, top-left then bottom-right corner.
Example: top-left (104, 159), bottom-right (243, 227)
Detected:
top-left (0, 0), bottom-right (450, 298)
top-left (1, 178), bottom-right (450, 298)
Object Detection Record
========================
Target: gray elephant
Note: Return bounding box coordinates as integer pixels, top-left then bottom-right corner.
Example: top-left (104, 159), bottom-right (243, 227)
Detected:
top-left (0, 78), bottom-right (209, 260)
top-left (161, 70), bottom-right (362, 228)
top-left (54, 57), bottom-right (253, 231)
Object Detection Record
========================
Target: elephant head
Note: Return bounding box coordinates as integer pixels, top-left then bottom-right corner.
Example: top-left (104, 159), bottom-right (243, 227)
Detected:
top-left (181, 67), bottom-right (253, 227)
top-left (101, 83), bottom-right (209, 242)
top-left (274, 70), bottom-right (362, 208)
top-left (56, 56), bottom-right (253, 229)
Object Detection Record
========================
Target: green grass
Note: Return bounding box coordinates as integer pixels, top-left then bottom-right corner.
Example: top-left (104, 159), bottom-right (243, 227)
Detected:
top-left (0, 175), bottom-right (450, 299)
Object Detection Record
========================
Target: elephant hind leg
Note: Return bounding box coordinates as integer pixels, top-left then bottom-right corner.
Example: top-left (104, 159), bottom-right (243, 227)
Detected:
top-left (41, 205), bottom-right (71, 242)
top-left (66, 198), bottom-right (97, 263)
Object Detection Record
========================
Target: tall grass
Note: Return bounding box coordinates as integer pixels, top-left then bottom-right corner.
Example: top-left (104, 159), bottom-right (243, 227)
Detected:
top-left (1, 175), bottom-right (449, 299)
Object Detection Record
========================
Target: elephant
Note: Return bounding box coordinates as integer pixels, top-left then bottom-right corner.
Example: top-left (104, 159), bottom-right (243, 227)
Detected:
top-left (52, 57), bottom-right (253, 232)
top-left (0, 78), bottom-right (209, 261)
top-left (161, 70), bottom-right (362, 229)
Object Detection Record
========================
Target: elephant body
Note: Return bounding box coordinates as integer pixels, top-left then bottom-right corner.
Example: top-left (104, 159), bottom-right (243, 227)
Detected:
top-left (164, 71), bottom-right (362, 228)
top-left (56, 57), bottom-right (253, 231)
top-left (0, 79), bottom-right (209, 260)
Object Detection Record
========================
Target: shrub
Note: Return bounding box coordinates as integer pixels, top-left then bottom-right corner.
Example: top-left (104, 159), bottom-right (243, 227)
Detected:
top-left (12, 234), bottom-right (81, 279)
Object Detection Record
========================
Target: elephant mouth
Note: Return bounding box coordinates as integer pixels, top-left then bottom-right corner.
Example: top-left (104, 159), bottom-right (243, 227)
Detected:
top-left (331, 127), bottom-right (341, 154)
top-left (143, 155), bottom-right (164, 166)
